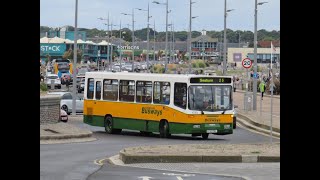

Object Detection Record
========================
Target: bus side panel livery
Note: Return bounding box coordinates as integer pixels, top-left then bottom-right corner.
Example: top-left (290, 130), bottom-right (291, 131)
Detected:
top-left (83, 72), bottom-right (234, 139)
top-left (83, 101), bottom-right (233, 134)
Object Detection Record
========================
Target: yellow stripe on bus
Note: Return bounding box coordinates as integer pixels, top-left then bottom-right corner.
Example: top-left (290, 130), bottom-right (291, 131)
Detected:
top-left (84, 100), bottom-right (232, 124)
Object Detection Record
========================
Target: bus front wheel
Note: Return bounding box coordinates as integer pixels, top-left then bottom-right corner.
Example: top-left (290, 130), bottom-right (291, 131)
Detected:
top-left (105, 116), bottom-right (122, 134)
top-left (159, 120), bottom-right (171, 138)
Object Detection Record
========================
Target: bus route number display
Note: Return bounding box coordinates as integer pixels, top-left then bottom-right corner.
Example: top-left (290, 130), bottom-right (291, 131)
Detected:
top-left (190, 77), bottom-right (232, 84)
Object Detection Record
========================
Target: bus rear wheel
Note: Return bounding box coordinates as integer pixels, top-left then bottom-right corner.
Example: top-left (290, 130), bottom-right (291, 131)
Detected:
top-left (202, 133), bottom-right (209, 140)
top-left (159, 120), bottom-right (171, 138)
top-left (104, 116), bottom-right (122, 134)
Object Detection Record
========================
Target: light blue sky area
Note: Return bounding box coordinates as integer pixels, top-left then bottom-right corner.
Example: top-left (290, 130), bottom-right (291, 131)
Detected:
top-left (40, 0), bottom-right (279, 32)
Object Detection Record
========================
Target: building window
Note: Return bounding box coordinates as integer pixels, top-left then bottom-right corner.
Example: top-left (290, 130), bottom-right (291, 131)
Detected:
top-left (154, 82), bottom-right (170, 104)
top-left (103, 79), bottom-right (118, 101)
top-left (136, 81), bottom-right (152, 103)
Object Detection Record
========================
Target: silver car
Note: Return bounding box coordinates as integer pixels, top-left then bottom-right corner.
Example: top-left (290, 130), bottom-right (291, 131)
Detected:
top-left (46, 74), bottom-right (61, 89)
top-left (47, 92), bottom-right (84, 115)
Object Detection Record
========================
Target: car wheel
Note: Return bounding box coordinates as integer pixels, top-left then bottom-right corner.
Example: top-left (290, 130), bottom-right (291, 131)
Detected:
top-left (233, 117), bottom-right (237, 129)
top-left (202, 133), bottom-right (209, 140)
top-left (61, 105), bottom-right (70, 115)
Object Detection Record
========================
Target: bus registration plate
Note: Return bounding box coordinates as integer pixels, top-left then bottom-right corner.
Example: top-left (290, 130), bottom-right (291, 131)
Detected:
top-left (207, 130), bottom-right (217, 133)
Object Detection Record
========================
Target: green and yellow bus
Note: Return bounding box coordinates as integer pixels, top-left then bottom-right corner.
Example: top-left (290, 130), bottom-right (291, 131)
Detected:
top-left (83, 72), bottom-right (235, 139)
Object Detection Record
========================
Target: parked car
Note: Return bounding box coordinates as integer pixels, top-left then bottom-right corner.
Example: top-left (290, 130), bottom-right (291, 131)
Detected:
top-left (60, 109), bottom-right (68, 122)
top-left (46, 74), bottom-right (61, 89)
top-left (233, 105), bottom-right (238, 129)
top-left (47, 92), bottom-right (84, 115)
top-left (76, 75), bottom-right (85, 89)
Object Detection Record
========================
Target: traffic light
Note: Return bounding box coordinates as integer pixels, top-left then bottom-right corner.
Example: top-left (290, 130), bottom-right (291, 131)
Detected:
top-left (102, 60), bottom-right (105, 67)
top-left (97, 60), bottom-right (101, 66)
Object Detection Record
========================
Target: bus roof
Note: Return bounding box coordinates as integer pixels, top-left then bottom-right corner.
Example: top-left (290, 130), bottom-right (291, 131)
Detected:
top-left (85, 72), bottom-right (232, 83)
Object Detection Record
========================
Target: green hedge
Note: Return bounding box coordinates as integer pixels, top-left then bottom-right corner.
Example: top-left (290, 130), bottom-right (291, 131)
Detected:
top-left (40, 82), bottom-right (48, 91)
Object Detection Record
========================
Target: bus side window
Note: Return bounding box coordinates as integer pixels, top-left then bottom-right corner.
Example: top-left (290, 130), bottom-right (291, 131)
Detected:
top-left (174, 83), bottom-right (187, 109)
top-left (95, 81), bottom-right (101, 100)
top-left (136, 81), bottom-right (152, 103)
top-left (87, 78), bottom-right (94, 99)
top-left (119, 80), bottom-right (135, 102)
top-left (153, 81), bottom-right (170, 105)
top-left (103, 79), bottom-right (118, 101)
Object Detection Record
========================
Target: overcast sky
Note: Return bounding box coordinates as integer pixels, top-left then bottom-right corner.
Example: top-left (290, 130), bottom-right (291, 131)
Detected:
top-left (40, 0), bottom-right (279, 32)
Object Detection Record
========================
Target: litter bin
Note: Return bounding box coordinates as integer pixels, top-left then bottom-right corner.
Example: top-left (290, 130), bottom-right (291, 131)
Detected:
top-left (244, 92), bottom-right (253, 111)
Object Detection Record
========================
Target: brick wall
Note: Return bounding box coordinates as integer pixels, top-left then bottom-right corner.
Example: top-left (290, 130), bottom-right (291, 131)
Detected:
top-left (40, 95), bottom-right (61, 125)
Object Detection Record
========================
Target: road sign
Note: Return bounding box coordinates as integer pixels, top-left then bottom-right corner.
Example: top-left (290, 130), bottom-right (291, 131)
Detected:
top-left (242, 58), bottom-right (252, 69)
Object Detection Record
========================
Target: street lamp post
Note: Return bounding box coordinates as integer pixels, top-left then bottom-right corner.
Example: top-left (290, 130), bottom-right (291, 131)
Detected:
top-left (136, 3), bottom-right (152, 72)
top-left (153, 20), bottom-right (156, 62)
top-left (119, 20), bottom-right (123, 71)
top-left (223, 0), bottom-right (234, 75)
top-left (238, 31), bottom-right (241, 48)
top-left (72, 0), bottom-right (78, 116)
top-left (172, 23), bottom-right (175, 63)
top-left (109, 22), bottom-right (117, 71)
top-left (121, 10), bottom-right (135, 71)
top-left (98, 15), bottom-right (110, 71)
top-left (188, 0), bottom-right (196, 74)
top-left (253, 1), bottom-right (268, 110)
top-left (152, 0), bottom-right (169, 73)
top-left (168, 23), bottom-right (173, 63)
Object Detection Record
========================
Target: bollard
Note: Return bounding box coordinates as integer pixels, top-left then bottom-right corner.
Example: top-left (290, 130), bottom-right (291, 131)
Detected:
top-left (51, 79), bottom-right (55, 90)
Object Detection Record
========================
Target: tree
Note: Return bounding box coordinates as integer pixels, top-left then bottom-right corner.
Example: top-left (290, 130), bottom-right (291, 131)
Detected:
top-left (45, 54), bottom-right (51, 64)
top-left (62, 49), bottom-right (83, 63)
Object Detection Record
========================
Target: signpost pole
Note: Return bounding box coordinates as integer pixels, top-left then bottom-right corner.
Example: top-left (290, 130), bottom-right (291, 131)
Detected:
top-left (260, 90), bottom-right (262, 116)
top-left (241, 58), bottom-right (252, 113)
top-left (245, 68), bottom-right (248, 113)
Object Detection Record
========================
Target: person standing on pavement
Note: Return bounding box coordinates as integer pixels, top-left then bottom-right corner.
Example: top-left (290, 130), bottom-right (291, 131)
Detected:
top-left (65, 75), bottom-right (70, 91)
top-left (259, 81), bottom-right (266, 100)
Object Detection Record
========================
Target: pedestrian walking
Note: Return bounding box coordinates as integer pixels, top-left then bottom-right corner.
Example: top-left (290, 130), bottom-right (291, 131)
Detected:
top-left (259, 81), bottom-right (266, 100)
top-left (65, 76), bottom-right (70, 91)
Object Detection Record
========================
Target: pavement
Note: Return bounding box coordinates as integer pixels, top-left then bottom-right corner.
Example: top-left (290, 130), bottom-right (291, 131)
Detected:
top-left (233, 90), bottom-right (280, 138)
top-left (40, 116), bottom-right (96, 144)
top-left (40, 91), bottom-right (280, 162)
